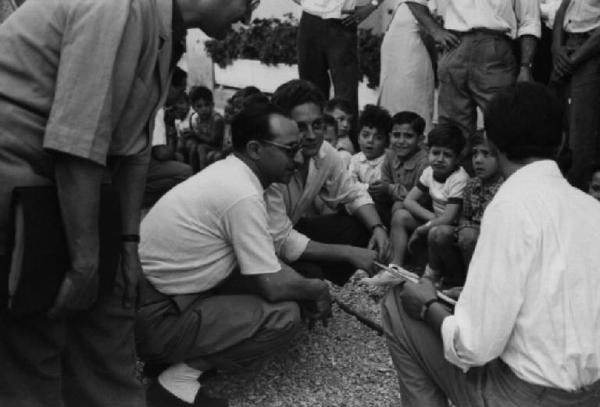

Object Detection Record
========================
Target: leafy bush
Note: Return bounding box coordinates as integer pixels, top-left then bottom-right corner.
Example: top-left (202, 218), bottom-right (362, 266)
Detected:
top-left (205, 14), bottom-right (383, 89)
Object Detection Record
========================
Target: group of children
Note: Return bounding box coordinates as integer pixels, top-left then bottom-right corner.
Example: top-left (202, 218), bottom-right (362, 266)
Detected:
top-left (163, 83), bottom-right (600, 292)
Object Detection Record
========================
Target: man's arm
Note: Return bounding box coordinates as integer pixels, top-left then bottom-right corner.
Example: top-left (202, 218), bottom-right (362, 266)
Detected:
top-left (300, 240), bottom-right (378, 275)
top-left (515, 0), bottom-right (541, 82)
top-left (111, 152), bottom-right (150, 308)
top-left (517, 35), bottom-right (538, 82)
top-left (49, 153), bottom-right (104, 317)
top-left (406, 2), bottom-right (460, 50)
top-left (353, 204), bottom-right (391, 262)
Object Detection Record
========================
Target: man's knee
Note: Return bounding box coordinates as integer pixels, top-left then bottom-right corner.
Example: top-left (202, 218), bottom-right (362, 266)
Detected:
top-left (428, 225), bottom-right (455, 247)
top-left (263, 301), bottom-right (302, 337)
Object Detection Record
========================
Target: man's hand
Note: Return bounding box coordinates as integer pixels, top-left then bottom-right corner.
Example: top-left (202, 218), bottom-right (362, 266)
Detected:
top-left (341, 5), bottom-right (376, 26)
top-left (302, 287), bottom-right (332, 328)
top-left (121, 242), bottom-right (142, 309)
top-left (347, 246), bottom-right (378, 275)
top-left (48, 265), bottom-right (99, 318)
top-left (368, 180), bottom-right (390, 199)
top-left (552, 45), bottom-right (574, 79)
top-left (368, 227), bottom-right (391, 263)
top-left (399, 278), bottom-right (437, 320)
top-left (431, 27), bottom-right (460, 51)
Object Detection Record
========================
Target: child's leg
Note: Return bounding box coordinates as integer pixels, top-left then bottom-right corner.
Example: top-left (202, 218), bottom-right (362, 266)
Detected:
top-left (390, 209), bottom-right (421, 266)
top-left (457, 226), bottom-right (480, 266)
top-left (196, 144), bottom-right (210, 171)
top-left (427, 225), bottom-right (464, 286)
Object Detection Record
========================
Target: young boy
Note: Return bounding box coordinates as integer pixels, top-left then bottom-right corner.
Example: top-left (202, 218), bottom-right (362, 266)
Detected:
top-left (349, 105), bottom-right (392, 185)
top-left (323, 114), bottom-right (351, 168)
top-left (324, 97), bottom-right (355, 154)
top-left (182, 86), bottom-right (225, 172)
top-left (426, 133), bottom-right (503, 287)
top-left (588, 164), bottom-right (600, 202)
top-left (369, 111), bottom-right (429, 226)
top-left (390, 123), bottom-right (469, 267)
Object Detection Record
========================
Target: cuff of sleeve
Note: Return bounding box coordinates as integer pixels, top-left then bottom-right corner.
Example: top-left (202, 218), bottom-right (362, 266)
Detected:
top-left (402, 0), bottom-right (427, 6)
top-left (517, 19), bottom-right (541, 38)
top-left (345, 195), bottom-right (375, 215)
top-left (44, 123), bottom-right (108, 166)
top-left (441, 316), bottom-right (471, 373)
top-left (280, 230), bottom-right (310, 263)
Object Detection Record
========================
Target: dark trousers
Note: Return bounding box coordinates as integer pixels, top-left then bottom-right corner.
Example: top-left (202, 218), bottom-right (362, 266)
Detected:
top-left (297, 12), bottom-right (359, 120)
top-left (564, 34), bottom-right (600, 189)
top-left (135, 277), bottom-right (301, 373)
top-left (143, 157), bottom-right (193, 208)
top-left (437, 30), bottom-right (517, 137)
top-left (0, 274), bottom-right (144, 407)
top-left (295, 213), bottom-right (369, 286)
top-left (382, 287), bottom-right (600, 407)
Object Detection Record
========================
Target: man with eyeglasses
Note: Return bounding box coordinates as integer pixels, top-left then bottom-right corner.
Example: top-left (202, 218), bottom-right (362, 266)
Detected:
top-left (267, 79), bottom-right (391, 287)
top-left (136, 103), bottom-right (331, 407)
top-left (0, 0), bottom-right (260, 406)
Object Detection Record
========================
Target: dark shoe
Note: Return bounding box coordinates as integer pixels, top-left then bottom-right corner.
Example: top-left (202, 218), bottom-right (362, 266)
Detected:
top-left (146, 380), bottom-right (228, 407)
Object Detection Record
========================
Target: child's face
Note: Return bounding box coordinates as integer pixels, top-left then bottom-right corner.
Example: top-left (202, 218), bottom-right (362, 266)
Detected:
top-left (589, 171), bottom-right (600, 202)
top-left (323, 125), bottom-right (337, 146)
top-left (358, 126), bottom-right (387, 160)
top-left (328, 108), bottom-right (351, 138)
top-left (390, 123), bottom-right (421, 159)
top-left (193, 99), bottom-right (213, 120)
top-left (428, 146), bottom-right (459, 178)
top-left (472, 143), bottom-right (499, 181)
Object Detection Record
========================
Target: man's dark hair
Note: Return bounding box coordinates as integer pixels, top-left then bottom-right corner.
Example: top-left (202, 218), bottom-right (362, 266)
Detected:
top-left (359, 105), bottom-right (392, 144)
top-left (484, 82), bottom-right (563, 161)
top-left (271, 79), bottom-right (325, 114)
top-left (171, 67), bottom-right (187, 89)
top-left (323, 114), bottom-right (338, 132)
top-left (588, 163), bottom-right (600, 182)
top-left (392, 111), bottom-right (426, 135)
top-left (324, 97), bottom-right (353, 115)
top-left (427, 123), bottom-right (466, 155)
top-left (189, 86), bottom-right (213, 104)
top-left (231, 102), bottom-right (285, 152)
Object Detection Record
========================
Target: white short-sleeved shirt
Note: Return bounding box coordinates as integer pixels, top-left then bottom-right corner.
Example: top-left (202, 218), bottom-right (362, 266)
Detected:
top-left (417, 166), bottom-right (469, 216)
top-left (140, 155), bottom-right (281, 295)
top-left (349, 151), bottom-right (385, 185)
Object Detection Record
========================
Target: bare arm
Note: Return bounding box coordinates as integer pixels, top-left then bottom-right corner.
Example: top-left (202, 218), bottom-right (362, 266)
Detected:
top-left (406, 2), bottom-right (460, 50)
top-left (404, 186), bottom-right (435, 221)
top-left (353, 204), bottom-right (392, 262)
top-left (414, 202), bottom-right (462, 236)
top-left (300, 241), bottom-right (377, 274)
top-left (517, 35), bottom-right (538, 82)
top-left (49, 153), bottom-right (104, 317)
top-left (552, 0), bottom-right (573, 78)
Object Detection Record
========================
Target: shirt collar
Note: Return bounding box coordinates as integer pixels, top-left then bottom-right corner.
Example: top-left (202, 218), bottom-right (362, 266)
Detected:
top-left (504, 160), bottom-right (562, 187)
top-left (394, 148), bottom-right (426, 170)
top-left (310, 141), bottom-right (329, 170)
top-left (358, 152), bottom-right (385, 166)
top-left (229, 155), bottom-right (265, 194)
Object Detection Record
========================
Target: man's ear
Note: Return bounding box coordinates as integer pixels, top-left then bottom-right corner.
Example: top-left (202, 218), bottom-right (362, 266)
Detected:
top-left (246, 140), bottom-right (262, 161)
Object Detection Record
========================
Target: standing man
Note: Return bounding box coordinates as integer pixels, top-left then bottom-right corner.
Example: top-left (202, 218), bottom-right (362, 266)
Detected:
top-left (0, 0), bottom-right (259, 406)
top-left (136, 103), bottom-right (331, 407)
top-left (292, 0), bottom-right (383, 126)
top-left (406, 0), bottom-right (540, 138)
top-left (552, 0), bottom-right (600, 189)
top-left (382, 82), bottom-right (600, 406)
top-left (267, 79), bottom-right (389, 286)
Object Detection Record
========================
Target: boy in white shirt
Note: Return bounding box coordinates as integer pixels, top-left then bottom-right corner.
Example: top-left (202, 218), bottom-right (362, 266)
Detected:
top-left (390, 123), bottom-right (468, 266)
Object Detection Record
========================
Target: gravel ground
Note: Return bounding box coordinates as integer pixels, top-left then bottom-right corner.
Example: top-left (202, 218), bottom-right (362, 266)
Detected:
top-left (199, 272), bottom-right (402, 407)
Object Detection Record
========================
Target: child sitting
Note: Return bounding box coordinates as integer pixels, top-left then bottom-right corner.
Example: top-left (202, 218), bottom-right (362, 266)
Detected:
top-left (323, 114), bottom-right (351, 168)
top-left (426, 133), bottom-right (503, 287)
top-left (588, 164), bottom-right (600, 202)
top-left (181, 86), bottom-right (225, 172)
top-left (349, 105), bottom-right (391, 185)
top-left (390, 123), bottom-right (469, 267)
top-left (369, 111), bottom-right (429, 226)
top-left (324, 97), bottom-right (355, 154)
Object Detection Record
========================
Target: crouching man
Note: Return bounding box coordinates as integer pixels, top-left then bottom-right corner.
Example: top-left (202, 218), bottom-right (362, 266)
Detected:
top-left (136, 103), bottom-right (331, 407)
top-left (382, 82), bottom-right (600, 407)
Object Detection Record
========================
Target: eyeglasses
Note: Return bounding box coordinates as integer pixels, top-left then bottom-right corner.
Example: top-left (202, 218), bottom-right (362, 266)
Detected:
top-left (259, 139), bottom-right (302, 158)
top-left (297, 118), bottom-right (325, 134)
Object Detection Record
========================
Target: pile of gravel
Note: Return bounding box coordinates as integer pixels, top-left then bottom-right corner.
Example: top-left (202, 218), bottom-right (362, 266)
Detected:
top-left (201, 274), bottom-right (402, 406)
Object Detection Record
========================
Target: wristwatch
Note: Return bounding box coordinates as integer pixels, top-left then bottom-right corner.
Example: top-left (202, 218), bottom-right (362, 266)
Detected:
top-left (371, 223), bottom-right (388, 233)
top-left (370, 0), bottom-right (380, 7)
top-left (419, 298), bottom-right (439, 321)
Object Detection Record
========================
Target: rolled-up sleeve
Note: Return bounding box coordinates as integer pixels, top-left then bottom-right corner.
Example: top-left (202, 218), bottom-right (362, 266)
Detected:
top-left (441, 199), bottom-right (536, 370)
top-left (515, 0), bottom-right (541, 38)
top-left (319, 153), bottom-right (374, 214)
top-left (44, 1), bottom-right (133, 165)
top-left (264, 184), bottom-right (310, 262)
top-left (404, 0), bottom-right (428, 6)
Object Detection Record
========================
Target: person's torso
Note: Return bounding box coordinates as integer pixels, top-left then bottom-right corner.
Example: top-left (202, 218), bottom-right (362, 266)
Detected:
top-left (564, 0), bottom-right (600, 33)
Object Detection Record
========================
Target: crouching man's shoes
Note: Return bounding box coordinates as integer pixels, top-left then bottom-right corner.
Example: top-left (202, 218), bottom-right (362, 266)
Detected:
top-left (146, 380), bottom-right (229, 407)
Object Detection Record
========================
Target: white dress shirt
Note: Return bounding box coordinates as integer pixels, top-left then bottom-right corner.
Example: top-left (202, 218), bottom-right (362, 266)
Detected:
top-left (301, 0), bottom-right (357, 19)
top-left (441, 160), bottom-right (600, 391)
top-left (265, 141), bottom-right (374, 262)
top-left (564, 0), bottom-right (600, 33)
top-left (409, 0), bottom-right (541, 39)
